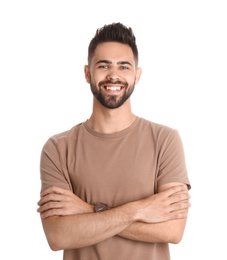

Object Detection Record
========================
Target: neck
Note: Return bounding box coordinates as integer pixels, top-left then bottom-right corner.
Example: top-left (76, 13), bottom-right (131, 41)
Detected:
top-left (87, 98), bottom-right (136, 134)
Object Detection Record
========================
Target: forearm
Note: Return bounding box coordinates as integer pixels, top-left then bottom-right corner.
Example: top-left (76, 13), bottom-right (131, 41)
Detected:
top-left (118, 217), bottom-right (187, 244)
top-left (38, 184), bottom-right (190, 249)
top-left (42, 203), bottom-right (137, 251)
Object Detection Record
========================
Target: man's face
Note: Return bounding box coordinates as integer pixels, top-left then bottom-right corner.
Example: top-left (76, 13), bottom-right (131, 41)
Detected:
top-left (85, 42), bottom-right (141, 109)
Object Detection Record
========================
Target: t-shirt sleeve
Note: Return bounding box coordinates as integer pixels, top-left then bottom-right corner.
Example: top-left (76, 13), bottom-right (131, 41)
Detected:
top-left (39, 137), bottom-right (72, 193)
top-left (157, 129), bottom-right (191, 190)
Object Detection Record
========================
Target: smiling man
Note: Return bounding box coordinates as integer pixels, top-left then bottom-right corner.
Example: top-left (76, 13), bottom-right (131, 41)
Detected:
top-left (87, 42), bottom-right (139, 110)
top-left (37, 22), bottom-right (191, 260)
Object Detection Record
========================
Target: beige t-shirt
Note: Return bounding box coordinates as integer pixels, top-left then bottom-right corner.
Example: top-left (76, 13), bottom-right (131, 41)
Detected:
top-left (40, 117), bottom-right (191, 260)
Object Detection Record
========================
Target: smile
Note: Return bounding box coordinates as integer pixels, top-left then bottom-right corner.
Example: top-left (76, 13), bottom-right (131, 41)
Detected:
top-left (105, 86), bottom-right (121, 91)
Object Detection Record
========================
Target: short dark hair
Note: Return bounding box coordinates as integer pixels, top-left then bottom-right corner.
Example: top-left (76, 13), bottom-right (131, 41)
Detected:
top-left (88, 22), bottom-right (139, 66)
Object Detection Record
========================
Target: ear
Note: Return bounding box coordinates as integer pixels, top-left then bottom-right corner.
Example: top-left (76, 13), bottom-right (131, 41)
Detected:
top-left (84, 65), bottom-right (91, 83)
top-left (135, 67), bottom-right (142, 84)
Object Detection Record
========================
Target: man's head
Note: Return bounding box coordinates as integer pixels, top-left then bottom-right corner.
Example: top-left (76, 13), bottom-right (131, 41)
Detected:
top-left (88, 22), bottom-right (139, 67)
top-left (85, 23), bottom-right (141, 109)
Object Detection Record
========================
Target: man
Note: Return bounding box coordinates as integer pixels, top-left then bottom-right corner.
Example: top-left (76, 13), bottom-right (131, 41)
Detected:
top-left (37, 22), bottom-right (191, 260)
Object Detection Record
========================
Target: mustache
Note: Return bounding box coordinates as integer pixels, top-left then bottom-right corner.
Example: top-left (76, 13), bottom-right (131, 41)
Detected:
top-left (98, 80), bottom-right (128, 87)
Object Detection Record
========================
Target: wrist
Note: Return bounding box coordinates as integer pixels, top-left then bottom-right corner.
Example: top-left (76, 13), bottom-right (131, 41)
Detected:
top-left (94, 202), bottom-right (109, 212)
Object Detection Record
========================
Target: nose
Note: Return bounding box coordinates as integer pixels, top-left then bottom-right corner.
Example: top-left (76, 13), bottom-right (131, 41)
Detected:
top-left (106, 68), bottom-right (120, 81)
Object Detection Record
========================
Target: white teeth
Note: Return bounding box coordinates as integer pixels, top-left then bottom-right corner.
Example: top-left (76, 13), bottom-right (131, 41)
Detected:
top-left (106, 86), bottom-right (121, 91)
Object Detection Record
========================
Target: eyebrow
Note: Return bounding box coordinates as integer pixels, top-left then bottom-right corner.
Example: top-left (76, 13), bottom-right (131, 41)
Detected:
top-left (95, 60), bottom-right (133, 66)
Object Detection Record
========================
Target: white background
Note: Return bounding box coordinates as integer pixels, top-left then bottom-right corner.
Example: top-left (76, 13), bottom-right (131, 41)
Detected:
top-left (1, 0), bottom-right (226, 259)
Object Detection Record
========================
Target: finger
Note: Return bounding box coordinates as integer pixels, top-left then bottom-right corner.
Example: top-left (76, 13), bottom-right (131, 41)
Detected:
top-left (37, 201), bottom-right (63, 213)
top-left (40, 208), bottom-right (64, 218)
top-left (170, 201), bottom-right (191, 212)
top-left (37, 193), bottom-right (66, 206)
top-left (163, 185), bottom-right (187, 197)
top-left (40, 186), bottom-right (69, 197)
top-left (39, 205), bottom-right (76, 218)
top-left (169, 192), bottom-right (190, 204)
top-left (169, 210), bottom-right (188, 220)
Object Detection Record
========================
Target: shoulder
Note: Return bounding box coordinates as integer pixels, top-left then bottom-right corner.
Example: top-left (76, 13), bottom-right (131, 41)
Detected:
top-left (42, 122), bottom-right (84, 150)
top-left (138, 117), bottom-right (179, 138)
top-left (136, 117), bottom-right (185, 152)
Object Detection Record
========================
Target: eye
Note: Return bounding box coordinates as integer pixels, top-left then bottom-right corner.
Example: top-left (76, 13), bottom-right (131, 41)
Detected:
top-left (120, 65), bottom-right (129, 70)
top-left (98, 65), bottom-right (108, 69)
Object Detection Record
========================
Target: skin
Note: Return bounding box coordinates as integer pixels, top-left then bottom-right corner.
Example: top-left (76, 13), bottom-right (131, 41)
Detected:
top-left (37, 42), bottom-right (191, 251)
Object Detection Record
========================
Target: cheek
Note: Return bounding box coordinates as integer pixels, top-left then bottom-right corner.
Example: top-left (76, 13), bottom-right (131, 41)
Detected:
top-left (91, 72), bottom-right (105, 84)
top-left (124, 74), bottom-right (135, 85)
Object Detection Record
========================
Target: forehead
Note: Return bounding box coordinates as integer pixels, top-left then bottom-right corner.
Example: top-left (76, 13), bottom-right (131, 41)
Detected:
top-left (92, 42), bottom-right (135, 65)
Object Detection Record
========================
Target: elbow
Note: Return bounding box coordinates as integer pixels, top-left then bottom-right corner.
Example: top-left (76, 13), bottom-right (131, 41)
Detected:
top-left (169, 233), bottom-right (183, 244)
top-left (42, 217), bottom-right (65, 251)
top-left (167, 218), bottom-right (187, 244)
top-left (48, 241), bottom-right (62, 252)
top-left (46, 232), bottom-right (64, 251)
top-left (167, 229), bottom-right (184, 244)
top-left (49, 243), bottom-right (61, 252)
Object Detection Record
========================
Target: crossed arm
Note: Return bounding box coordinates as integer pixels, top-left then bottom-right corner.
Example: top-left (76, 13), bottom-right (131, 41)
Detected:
top-left (37, 182), bottom-right (190, 251)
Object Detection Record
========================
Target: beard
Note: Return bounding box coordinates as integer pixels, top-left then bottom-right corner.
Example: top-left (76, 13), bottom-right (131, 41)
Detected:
top-left (90, 80), bottom-right (135, 109)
